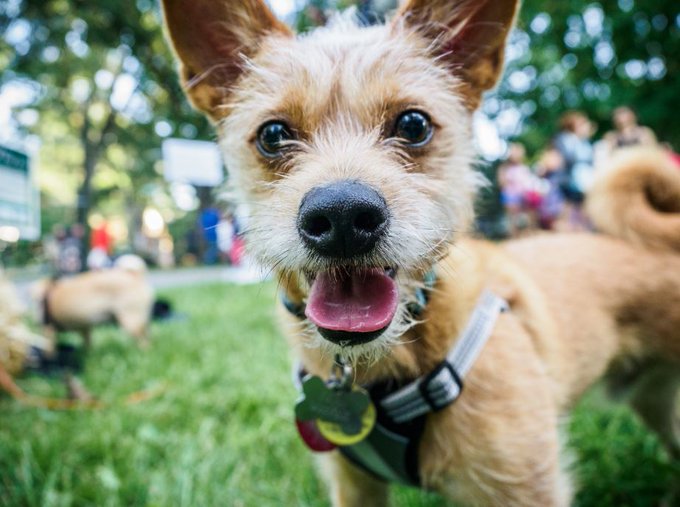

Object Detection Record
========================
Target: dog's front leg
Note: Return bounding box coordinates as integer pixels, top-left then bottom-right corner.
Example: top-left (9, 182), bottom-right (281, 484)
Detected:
top-left (319, 452), bottom-right (388, 507)
top-left (420, 318), bottom-right (573, 507)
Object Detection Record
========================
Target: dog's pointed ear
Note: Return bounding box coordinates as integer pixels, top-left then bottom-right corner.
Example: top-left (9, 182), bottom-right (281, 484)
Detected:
top-left (161, 0), bottom-right (292, 120)
top-left (394, 0), bottom-right (519, 109)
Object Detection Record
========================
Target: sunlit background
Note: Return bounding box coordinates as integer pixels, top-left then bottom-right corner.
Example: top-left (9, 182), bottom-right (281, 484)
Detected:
top-left (0, 0), bottom-right (678, 263)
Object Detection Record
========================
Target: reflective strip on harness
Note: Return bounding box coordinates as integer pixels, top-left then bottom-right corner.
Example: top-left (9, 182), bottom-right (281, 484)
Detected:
top-left (379, 291), bottom-right (508, 424)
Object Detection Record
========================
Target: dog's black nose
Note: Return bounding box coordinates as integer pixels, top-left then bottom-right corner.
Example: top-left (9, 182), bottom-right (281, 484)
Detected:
top-left (297, 180), bottom-right (389, 258)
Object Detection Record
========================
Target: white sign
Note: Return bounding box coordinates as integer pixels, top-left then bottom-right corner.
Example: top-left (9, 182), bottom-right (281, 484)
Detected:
top-left (162, 138), bottom-right (224, 186)
top-left (0, 144), bottom-right (40, 241)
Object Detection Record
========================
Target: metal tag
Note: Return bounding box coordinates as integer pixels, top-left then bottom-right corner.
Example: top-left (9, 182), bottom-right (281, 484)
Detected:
top-left (295, 375), bottom-right (372, 436)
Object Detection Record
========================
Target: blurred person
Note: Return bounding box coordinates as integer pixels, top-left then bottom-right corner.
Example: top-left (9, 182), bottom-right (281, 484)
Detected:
top-left (198, 207), bottom-right (220, 265)
top-left (534, 147), bottom-right (565, 230)
top-left (497, 143), bottom-right (537, 237)
top-left (603, 106), bottom-right (657, 156)
top-left (216, 213), bottom-right (235, 264)
top-left (552, 111), bottom-right (595, 231)
top-left (229, 234), bottom-right (246, 266)
top-left (86, 247), bottom-right (111, 270)
top-left (43, 224), bottom-right (67, 274)
top-left (57, 224), bottom-right (85, 275)
top-left (87, 219), bottom-right (112, 270)
top-left (90, 219), bottom-right (111, 255)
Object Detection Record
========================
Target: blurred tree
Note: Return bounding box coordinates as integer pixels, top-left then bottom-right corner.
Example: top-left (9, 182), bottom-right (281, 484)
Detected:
top-left (292, 0), bottom-right (679, 152)
top-left (0, 0), bottom-right (212, 266)
top-left (295, 0), bottom-right (395, 32)
top-left (490, 0), bottom-right (680, 154)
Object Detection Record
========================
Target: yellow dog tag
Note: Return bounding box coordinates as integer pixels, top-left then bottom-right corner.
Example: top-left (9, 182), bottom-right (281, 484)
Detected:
top-left (317, 386), bottom-right (376, 446)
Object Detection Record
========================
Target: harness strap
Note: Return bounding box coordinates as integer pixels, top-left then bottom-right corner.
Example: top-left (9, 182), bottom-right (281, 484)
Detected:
top-left (379, 291), bottom-right (508, 424)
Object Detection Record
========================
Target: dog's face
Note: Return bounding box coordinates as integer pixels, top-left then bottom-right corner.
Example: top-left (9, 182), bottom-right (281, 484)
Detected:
top-left (163, 0), bottom-right (518, 360)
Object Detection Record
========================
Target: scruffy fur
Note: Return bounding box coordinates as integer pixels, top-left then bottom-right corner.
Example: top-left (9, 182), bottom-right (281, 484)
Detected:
top-left (162, 1), bottom-right (680, 505)
top-left (1, 271), bottom-right (51, 376)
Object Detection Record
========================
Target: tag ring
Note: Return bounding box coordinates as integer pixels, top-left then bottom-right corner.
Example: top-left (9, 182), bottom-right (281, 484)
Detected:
top-left (332, 355), bottom-right (353, 389)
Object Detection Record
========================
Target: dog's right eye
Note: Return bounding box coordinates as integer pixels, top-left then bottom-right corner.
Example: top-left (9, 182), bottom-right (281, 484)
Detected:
top-left (393, 110), bottom-right (433, 147)
top-left (256, 121), bottom-right (293, 158)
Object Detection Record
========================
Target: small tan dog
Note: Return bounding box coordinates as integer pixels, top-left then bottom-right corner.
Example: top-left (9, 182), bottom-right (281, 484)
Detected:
top-left (34, 255), bottom-right (154, 348)
top-left (162, 1), bottom-right (680, 505)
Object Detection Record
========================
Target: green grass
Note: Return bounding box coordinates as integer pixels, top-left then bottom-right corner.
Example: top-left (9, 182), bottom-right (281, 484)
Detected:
top-left (1, 283), bottom-right (677, 506)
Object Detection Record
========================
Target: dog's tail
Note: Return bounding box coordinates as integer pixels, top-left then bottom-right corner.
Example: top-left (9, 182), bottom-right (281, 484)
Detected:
top-left (586, 147), bottom-right (680, 253)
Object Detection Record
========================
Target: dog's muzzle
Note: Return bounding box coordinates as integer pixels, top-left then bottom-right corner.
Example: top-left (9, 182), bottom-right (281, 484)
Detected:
top-left (297, 179), bottom-right (389, 259)
top-left (296, 180), bottom-right (396, 346)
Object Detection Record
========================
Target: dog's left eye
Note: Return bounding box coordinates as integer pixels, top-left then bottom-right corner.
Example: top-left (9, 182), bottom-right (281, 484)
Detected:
top-left (393, 110), bottom-right (433, 147)
top-left (256, 121), bottom-right (294, 157)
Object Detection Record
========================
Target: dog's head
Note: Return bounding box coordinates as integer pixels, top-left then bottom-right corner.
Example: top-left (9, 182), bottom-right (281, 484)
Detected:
top-left (162, 0), bottom-right (518, 360)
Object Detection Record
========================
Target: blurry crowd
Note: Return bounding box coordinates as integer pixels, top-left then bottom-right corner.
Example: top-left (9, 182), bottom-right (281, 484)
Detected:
top-left (44, 220), bottom-right (120, 275)
top-left (187, 208), bottom-right (246, 266)
top-left (43, 215), bottom-right (247, 277)
top-left (497, 106), bottom-right (680, 237)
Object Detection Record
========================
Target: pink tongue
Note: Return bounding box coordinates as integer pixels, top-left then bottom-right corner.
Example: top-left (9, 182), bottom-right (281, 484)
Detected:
top-left (305, 268), bottom-right (398, 333)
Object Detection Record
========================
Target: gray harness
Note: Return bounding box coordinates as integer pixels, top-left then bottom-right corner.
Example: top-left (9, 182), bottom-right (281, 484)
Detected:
top-left (289, 289), bottom-right (508, 486)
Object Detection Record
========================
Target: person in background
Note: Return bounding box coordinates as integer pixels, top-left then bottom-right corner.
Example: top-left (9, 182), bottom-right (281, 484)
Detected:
top-left (216, 212), bottom-right (235, 264)
top-left (603, 106), bottom-right (657, 155)
top-left (44, 224), bottom-right (66, 275)
top-left (87, 218), bottom-right (112, 270)
top-left (552, 111), bottom-right (595, 231)
top-left (90, 219), bottom-right (111, 254)
top-left (534, 147), bottom-right (565, 230)
top-left (199, 207), bottom-right (220, 265)
top-left (57, 224), bottom-right (84, 275)
top-left (497, 143), bottom-right (536, 237)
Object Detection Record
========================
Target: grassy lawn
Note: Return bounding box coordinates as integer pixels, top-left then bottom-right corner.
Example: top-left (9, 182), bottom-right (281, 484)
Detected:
top-left (1, 282), bottom-right (677, 506)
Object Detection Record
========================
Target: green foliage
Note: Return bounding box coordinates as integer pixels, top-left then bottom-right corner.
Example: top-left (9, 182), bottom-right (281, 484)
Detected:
top-left (1, 283), bottom-right (676, 506)
top-left (1, 0), bottom-right (212, 234)
top-left (492, 0), bottom-right (680, 152)
top-left (0, 239), bottom-right (43, 267)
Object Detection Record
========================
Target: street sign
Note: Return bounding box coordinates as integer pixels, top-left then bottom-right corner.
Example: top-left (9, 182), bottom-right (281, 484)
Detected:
top-left (0, 144), bottom-right (40, 241)
top-left (162, 138), bottom-right (224, 187)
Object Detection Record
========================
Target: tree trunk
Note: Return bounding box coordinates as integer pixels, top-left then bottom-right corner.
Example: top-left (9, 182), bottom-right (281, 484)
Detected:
top-left (75, 102), bottom-right (117, 271)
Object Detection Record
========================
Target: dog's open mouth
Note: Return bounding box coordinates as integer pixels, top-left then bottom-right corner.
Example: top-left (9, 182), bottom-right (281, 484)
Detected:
top-left (305, 267), bottom-right (399, 346)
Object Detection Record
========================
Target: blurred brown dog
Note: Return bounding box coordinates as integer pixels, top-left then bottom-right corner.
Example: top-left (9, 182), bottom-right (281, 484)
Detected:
top-left (33, 255), bottom-right (154, 348)
top-left (162, 0), bottom-right (680, 505)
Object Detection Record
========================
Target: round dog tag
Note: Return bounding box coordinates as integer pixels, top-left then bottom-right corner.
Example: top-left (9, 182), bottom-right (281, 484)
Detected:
top-left (317, 390), bottom-right (376, 446)
top-left (295, 418), bottom-right (337, 452)
top-left (295, 372), bottom-right (375, 447)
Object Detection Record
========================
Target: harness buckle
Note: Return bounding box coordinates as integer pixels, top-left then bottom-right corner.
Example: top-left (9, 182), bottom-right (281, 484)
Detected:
top-left (418, 360), bottom-right (463, 412)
